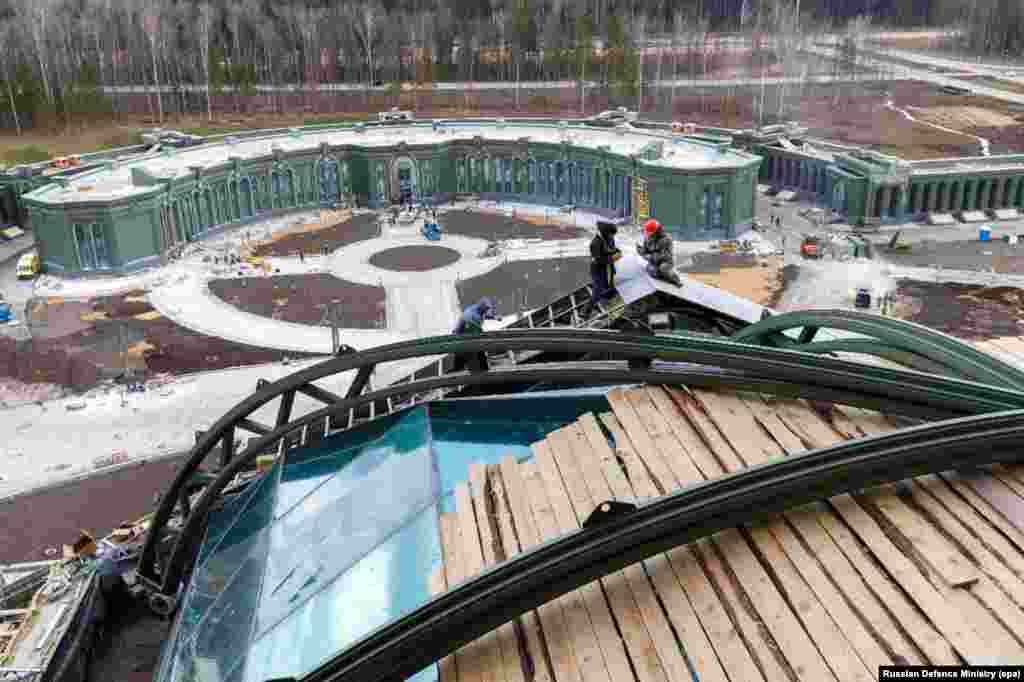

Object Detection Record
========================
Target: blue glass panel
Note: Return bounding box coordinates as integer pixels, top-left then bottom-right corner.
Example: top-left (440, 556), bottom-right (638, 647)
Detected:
top-left (255, 408), bottom-right (437, 642)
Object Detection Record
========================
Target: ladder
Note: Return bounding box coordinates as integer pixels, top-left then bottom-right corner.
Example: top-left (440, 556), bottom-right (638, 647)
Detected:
top-left (302, 281), bottom-right (637, 443)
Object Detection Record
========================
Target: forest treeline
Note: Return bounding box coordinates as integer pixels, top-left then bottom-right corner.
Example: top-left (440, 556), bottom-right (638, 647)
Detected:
top-left (0, 0), bottom-right (1011, 134)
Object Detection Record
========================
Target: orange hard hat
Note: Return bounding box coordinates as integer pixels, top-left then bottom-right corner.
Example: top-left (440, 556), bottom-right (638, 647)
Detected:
top-left (644, 219), bottom-right (661, 234)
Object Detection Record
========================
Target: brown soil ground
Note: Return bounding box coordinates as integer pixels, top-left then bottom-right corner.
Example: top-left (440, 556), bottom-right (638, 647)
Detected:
top-left (208, 274), bottom-right (386, 328)
top-left (683, 255), bottom-right (785, 306)
top-left (253, 212), bottom-right (380, 257)
top-left (457, 258), bottom-right (591, 317)
top-left (892, 280), bottom-right (1024, 341)
top-left (369, 245), bottom-right (461, 272)
top-left (16, 291), bottom-right (322, 389)
top-left (442, 209), bottom-right (589, 241)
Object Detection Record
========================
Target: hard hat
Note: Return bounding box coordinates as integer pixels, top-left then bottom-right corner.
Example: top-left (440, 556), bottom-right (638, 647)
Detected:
top-left (644, 219), bottom-right (661, 235)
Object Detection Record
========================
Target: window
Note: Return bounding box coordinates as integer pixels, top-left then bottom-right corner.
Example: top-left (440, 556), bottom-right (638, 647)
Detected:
top-left (240, 177), bottom-right (255, 218)
top-left (272, 170), bottom-right (293, 208)
top-left (700, 189), bottom-right (709, 229)
top-left (527, 160), bottom-right (536, 195)
top-left (73, 222), bottom-right (111, 270)
top-left (318, 160), bottom-right (339, 205)
top-left (504, 159), bottom-right (513, 193)
top-left (712, 190), bottom-right (724, 228)
top-left (339, 161), bottom-right (351, 195)
top-left (457, 159), bottom-right (467, 193)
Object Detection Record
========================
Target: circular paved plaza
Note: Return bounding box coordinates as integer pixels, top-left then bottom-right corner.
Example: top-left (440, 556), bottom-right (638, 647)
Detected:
top-left (368, 245), bottom-right (462, 272)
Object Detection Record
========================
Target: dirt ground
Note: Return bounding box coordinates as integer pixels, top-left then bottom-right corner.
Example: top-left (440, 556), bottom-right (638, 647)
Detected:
top-left (209, 274), bottom-right (386, 328)
top-left (878, 239), bottom-right (1024, 274)
top-left (14, 290), bottom-right (322, 389)
top-left (457, 258), bottom-right (591, 317)
top-left (682, 255), bottom-right (785, 306)
top-left (892, 280), bottom-right (1024, 340)
top-left (369, 245), bottom-right (462, 271)
top-left (442, 209), bottom-right (589, 241)
top-left (252, 212), bottom-right (380, 257)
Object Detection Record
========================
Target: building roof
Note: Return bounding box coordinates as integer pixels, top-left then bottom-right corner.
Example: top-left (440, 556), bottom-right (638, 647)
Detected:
top-left (24, 120), bottom-right (758, 206)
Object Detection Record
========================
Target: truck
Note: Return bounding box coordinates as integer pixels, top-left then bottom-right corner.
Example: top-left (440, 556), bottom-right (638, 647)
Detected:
top-left (800, 235), bottom-right (822, 259)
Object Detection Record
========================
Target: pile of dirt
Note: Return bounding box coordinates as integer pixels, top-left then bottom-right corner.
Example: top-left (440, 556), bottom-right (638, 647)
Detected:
top-left (686, 256), bottom-right (785, 307)
top-left (893, 280), bottom-right (1024, 340)
top-left (442, 210), bottom-right (588, 242)
top-left (209, 274), bottom-right (385, 328)
top-left (909, 106), bottom-right (1019, 129)
top-left (369, 246), bottom-right (461, 272)
top-left (252, 213), bottom-right (380, 257)
top-left (456, 258), bottom-right (590, 317)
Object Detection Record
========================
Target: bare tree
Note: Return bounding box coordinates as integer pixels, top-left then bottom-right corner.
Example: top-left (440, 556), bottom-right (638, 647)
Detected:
top-left (350, 2), bottom-right (381, 92)
top-left (141, 4), bottom-right (163, 124)
top-left (197, 1), bottom-right (214, 121)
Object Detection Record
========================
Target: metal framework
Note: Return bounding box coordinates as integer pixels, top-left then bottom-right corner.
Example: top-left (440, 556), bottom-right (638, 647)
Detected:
top-left (137, 324), bottom-right (1024, 604)
top-left (288, 408), bottom-right (1024, 681)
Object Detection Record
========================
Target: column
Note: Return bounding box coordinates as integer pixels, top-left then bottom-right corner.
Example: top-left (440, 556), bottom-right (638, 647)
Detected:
top-left (1016, 177), bottom-right (1024, 207)
top-left (1000, 177), bottom-right (1011, 207)
top-left (950, 182), bottom-right (961, 212)
top-left (935, 183), bottom-right (946, 212)
top-left (879, 186), bottom-right (891, 218)
top-left (981, 179), bottom-right (993, 210)
top-left (1004, 178), bottom-right (1015, 208)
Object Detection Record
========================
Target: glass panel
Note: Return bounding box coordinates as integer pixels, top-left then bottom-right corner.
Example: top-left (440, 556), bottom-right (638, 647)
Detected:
top-left (527, 160), bottom-right (535, 195)
top-left (457, 159), bottom-right (467, 193)
top-left (92, 224), bottom-right (110, 268)
top-left (240, 179), bottom-right (254, 218)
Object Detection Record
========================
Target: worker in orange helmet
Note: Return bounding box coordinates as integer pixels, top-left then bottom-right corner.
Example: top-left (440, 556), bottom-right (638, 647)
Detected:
top-left (637, 218), bottom-right (682, 286)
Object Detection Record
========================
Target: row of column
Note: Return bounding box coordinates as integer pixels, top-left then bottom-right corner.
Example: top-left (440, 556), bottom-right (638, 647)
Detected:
top-left (908, 176), bottom-right (1024, 215)
top-left (763, 155), bottom-right (829, 197)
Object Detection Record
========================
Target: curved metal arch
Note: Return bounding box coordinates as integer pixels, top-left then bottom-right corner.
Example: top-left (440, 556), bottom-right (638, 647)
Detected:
top-left (136, 329), bottom-right (1024, 597)
top-left (147, 354), bottom-right (1024, 600)
top-left (794, 338), bottom-right (961, 377)
top-left (300, 408), bottom-right (1024, 681)
top-left (731, 308), bottom-right (1024, 391)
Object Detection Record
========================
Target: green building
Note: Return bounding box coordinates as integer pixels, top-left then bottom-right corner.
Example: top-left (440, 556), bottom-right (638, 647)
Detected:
top-left (11, 118), bottom-right (761, 275)
top-left (8, 114), bottom-right (1024, 276)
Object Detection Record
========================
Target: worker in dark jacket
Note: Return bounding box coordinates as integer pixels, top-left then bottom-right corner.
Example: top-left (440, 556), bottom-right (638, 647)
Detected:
top-left (452, 297), bottom-right (496, 373)
top-left (637, 219), bottom-right (682, 286)
top-left (587, 220), bottom-right (622, 317)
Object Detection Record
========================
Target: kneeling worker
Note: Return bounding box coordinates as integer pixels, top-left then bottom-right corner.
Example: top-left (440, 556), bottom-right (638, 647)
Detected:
top-left (452, 297), bottom-right (497, 373)
top-left (588, 220), bottom-right (622, 317)
top-left (637, 219), bottom-right (682, 287)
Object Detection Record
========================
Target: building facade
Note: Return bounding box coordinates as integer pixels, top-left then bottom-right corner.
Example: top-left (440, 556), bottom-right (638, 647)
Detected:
top-left (13, 119), bottom-right (761, 275)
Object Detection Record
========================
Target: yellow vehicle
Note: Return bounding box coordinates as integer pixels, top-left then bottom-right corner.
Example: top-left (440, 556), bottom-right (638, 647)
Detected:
top-left (16, 251), bottom-right (39, 279)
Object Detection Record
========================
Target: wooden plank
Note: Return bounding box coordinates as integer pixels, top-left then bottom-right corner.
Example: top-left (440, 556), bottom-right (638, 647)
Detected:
top-left (738, 393), bottom-right (807, 454)
top-left (455, 481), bottom-right (506, 682)
top-left (913, 474), bottom-right (1024, 579)
top-left (490, 462), bottom-right (554, 682)
top-left (994, 462), bottom-right (1024, 490)
top-left (940, 582), bottom-right (1024, 663)
top-left (953, 471), bottom-right (1024, 535)
top-left (470, 465), bottom-right (526, 682)
top-left (697, 536), bottom-right (803, 682)
top-left (616, 391), bottom-right (841, 682)
top-left (437, 515), bottom-right (462, 682)
top-left (783, 507), bottom-right (943, 665)
top-left (606, 389), bottom-right (671, 494)
top-left (580, 412), bottom-right (769, 682)
top-left (498, 456), bottom-right (583, 682)
top-left (533, 433), bottom-right (634, 682)
top-left (650, 388), bottom-right (941, 666)
top-left (663, 387), bottom-right (747, 474)
top-left (861, 488), bottom-right (981, 588)
top-left (648, 387), bottom-right (733, 479)
top-left (552, 424), bottom-right (714, 682)
top-left (522, 453), bottom-right (613, 682)
top-left (990, 465), bottom-right (1024, 500)
top-left (690, 388), bottom-right (786, 465)
top-left (625, 389), bottom-right (711, 490)
top-left (764, 519), bottom-right (893, 669)
top-left (938, 472), bottom-right (1024, 555)
top-left (826, 493), bottom-right (994, 664)
top-left (746, 524), bottom-right (875, 682)
top-left (966, 578), bottom-right (1024, 648)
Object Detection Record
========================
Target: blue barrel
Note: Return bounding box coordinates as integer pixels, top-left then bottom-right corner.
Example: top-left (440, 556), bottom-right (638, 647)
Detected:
top-left (980, 227), bottom-right (991, 241)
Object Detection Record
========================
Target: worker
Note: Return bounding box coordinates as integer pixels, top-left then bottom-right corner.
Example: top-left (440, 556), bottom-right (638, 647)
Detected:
top-left (452, 297), bottom-right (497, 373)
top-left (637, 219), bottom-right (682, 286)
top-left (587, 220), bottom-right (622, 317)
